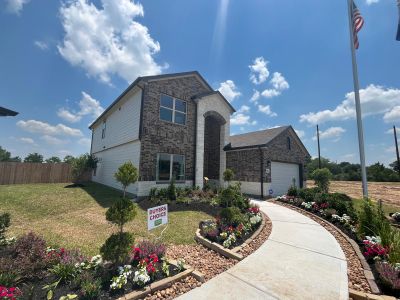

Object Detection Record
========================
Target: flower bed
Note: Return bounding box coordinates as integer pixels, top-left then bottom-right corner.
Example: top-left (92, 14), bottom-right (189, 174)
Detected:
top-left (276, 190), bottom-right (400, 298)
top-left (199, 207), bottom-right (263, 249)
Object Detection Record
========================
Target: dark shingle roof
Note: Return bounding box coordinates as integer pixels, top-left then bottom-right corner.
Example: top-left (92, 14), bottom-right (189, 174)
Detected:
top-left (0, 107), bottom-right (18, 117)
top-left (226, 126), bottom-right (290, 150)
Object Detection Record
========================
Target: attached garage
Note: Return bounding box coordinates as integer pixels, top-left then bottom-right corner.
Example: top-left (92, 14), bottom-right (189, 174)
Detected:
top-left (225, 126), bottom-right (310, 198)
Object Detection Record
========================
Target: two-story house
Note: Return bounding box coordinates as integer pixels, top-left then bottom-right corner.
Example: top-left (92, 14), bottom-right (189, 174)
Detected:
top-left (89, 71), bottom-right (310, 198)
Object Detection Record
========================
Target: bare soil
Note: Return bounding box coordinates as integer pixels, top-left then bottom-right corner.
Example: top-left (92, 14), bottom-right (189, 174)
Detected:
top-left (307, 180), bottom-right (400, 208)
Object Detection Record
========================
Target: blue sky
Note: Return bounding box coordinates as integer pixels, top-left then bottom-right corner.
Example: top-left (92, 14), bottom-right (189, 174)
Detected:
top-left (0, 0), bottom-right (399, 165)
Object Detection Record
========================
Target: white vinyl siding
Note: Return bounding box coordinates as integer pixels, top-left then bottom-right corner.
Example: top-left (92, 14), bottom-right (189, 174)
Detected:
top-left (271, 161), bottom-right (299, 196)
top-left (92, 141), bottom-right (141, 195)
top-left (91, 88), bottom-right (142, 153)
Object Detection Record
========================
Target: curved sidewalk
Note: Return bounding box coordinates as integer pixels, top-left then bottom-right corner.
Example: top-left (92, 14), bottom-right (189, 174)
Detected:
top-left (179, 200), bottom-right (348, 300)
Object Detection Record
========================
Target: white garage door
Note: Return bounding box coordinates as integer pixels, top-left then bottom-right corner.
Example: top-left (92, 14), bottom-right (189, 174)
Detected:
top-left (271, 161), bottom-right (299, 196)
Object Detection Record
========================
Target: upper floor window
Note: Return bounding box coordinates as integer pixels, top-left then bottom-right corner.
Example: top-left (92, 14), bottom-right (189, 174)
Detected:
top-left (101, 120), bottom-right (106, 139)
top-left (287, 137), bottom-right (291, 150)
top-left (159, 95), bottom-right (187, 125)
top-left (156, 153), bottom-right (185, 181)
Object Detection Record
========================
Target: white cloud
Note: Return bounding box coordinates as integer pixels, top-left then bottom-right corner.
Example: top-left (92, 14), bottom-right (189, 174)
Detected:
top-left (312, 126), bottom-right (346, 141)
top-left (383, 106), bottom-right (400, 123)
top-left (300, 85), bottom-right (400, 125)
top-left (294, 129), bottom-right (305, 139)
top-left (270, 72), bottom-right (289, 91)
top-left (78, 137), bottom-right (91, 147)
top-left (261, 89), bottom-right (281, 98)
top-left (17, 120), bottom-right (83, 137)
top-left (385, 127), bottom-right (400, 135)
top-left (366, 0), bottom-right (379, 5)
top-left (218, 80), bottom-right (241, 102)
top-left (58, 0), bottom-right (164, 84)
top-left (258, 104), bottom-right (277, 117)
top-left (58, 150), bottom-right (73, 157)
top-left (250, 90), bottom-right (260, 103)
top-left (342, 153), bottom-right (356, 160)
top-left (231, 113), bottom-right (257, 126)
top-left (249, 57), bottom-right (269, 85)
top-left (385, 146), bottom-right (396, 154)
top-left (34, 40), bottom-right (49, 50)
top-left (5, 0), bottom-right (30, 14)
top-left (41, 135), bottom-right (69, 145)
top-left (237, 105), bottom-right (250, 113)
top-left (19, 137), bottom-right (36, 145)
top-left (57, 92), bottom-right (104, 123)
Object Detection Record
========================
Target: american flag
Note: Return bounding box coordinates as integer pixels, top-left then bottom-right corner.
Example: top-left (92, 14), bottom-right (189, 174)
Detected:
top-left (351, 1), bottom-right (364, 49)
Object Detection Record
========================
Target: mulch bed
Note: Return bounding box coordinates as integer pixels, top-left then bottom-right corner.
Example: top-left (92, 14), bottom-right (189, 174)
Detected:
top-left (143, 213), bottom-right (273, 299)
top-left (273, 201), bottom-right (372, 294)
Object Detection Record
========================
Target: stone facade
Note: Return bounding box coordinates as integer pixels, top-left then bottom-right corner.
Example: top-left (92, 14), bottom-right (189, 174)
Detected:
top-left (139, 76), bottom-right (210, 181)
top-left (226, 127), bottom-right (309, 184)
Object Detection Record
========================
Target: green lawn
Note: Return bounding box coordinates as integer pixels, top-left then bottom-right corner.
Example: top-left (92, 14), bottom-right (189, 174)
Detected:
top-left (0, 182), bottom-right (215, 256)
top-left (352, 198), bottom-right (399, 216)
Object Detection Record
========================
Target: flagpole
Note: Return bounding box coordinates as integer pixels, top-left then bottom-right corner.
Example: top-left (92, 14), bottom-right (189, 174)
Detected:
top-left (317, 125), bottom-right (321, 169)
top-left (347, 0), bottom-right (368, 198)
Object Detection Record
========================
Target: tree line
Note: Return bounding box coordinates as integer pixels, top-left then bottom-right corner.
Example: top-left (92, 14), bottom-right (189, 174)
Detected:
top-left (306, 157), bottom-right (400, 182)
top-left (0, 146), bottom-right (76, 164)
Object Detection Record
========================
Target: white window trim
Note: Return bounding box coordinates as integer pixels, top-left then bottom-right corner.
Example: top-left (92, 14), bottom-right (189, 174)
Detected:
top-left (156, 153), bottom-right (185, 182)
top-left (160, 95), bottom-right (187, 125)
top-left (101, 120), bottom-right (107, 139)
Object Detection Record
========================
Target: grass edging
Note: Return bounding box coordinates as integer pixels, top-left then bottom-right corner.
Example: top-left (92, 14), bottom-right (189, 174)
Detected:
top-left (116, 260), bottom-right (194, 300)
top-left (272, 200), bottom-right (381, 295)
top-left (194, 212), bottom-right (267, 261)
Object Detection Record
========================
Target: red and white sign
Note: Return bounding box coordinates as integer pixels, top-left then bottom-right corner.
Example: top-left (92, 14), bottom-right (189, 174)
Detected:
top-left (147, 204), bottom-right (168, 230)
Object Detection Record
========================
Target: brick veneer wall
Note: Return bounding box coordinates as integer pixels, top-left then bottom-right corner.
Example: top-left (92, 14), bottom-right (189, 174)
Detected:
top-left (226, 128), bottom-right (309, 183)
top-left (139, 77), bottom-right (210, 181)
top-left (203, 116), bottom-right (221, 180)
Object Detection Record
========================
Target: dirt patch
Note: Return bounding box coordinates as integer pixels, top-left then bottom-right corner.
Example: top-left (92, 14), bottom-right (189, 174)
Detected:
top-left (307, 180), bottom-right (400, 208)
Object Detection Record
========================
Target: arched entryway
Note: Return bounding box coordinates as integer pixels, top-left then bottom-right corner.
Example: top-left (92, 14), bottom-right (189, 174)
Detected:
top-left (203, 111), bottom-right (226, 184)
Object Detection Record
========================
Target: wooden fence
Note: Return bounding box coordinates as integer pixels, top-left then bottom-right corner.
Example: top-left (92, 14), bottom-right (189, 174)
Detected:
top-left (0, 162), bottom-right (91, 185)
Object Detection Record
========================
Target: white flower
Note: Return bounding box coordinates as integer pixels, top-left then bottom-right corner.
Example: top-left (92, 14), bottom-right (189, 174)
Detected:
top-left (133, 268), bottom-right (150, 286)
top-left (223, 234), bottom-right (236, 248)
top-left (250, 214), bottom-right (262, 225)
top-left (364, 236), bottom-right (381, 245)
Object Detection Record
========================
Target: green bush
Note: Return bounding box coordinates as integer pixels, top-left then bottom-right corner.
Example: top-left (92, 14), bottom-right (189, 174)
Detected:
top-left (326, 193), bottom-right (357, 221)
top-left (219, 207), bottom-right (245, 226)
top-left (0, 212), bottom-right (11, 246)
top-left (106, 198), bottom-right (137, 234)
top-left (100, 232), bottom-right (134, 265)
top-left (219, 186), bottom-right (236, 208)
top-left (311, 168), bottom-right (332, 193)
top-left (114, 161), bottom-right (138, 198)
top-left (223, 169), bottom-right (235, 184)
top-left (50, 263), bottom-right (79, 283)
top-left (167, 179), bottom-right (177, 201)
top-left (80, 275), bottom-right (102, 300)
top-left (287, 186), bottom-right (298, 197)
top-left (358, 198), bottom-right (380, 237)
top-left (71, 154), bottom-right (97, 183)
top-left (298, 187), bottom-right (321, 202)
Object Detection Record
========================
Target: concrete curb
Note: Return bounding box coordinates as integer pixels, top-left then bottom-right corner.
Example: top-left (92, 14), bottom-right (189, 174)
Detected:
top-left (195, 212), bottom-right (267, 261)
top-left (349, 289), bottom-right (396, 300)
top-left (273, 200), bottom-right (381, 295)
top-left (116, 260), bottom-right (194, 300)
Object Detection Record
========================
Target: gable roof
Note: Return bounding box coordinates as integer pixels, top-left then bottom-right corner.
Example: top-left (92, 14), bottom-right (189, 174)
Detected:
top-left (89, 71), bottom-right (215, 129)
top-left (224, 125), bottom-right (310, 156)
top-left (191, 91), bottom-right (236, 113)
top-left (0, 107), bottom-right (18, 117)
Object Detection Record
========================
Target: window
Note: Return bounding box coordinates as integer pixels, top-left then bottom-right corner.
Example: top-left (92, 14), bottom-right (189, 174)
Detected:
top-left (156, 153), bottom-right (185, 181)
top-left (101, 120), bottom-right (106, 139)
top-left (287, 137), bottom-right (291, 150)
top-left (159, 95), bottom-right (186, 125)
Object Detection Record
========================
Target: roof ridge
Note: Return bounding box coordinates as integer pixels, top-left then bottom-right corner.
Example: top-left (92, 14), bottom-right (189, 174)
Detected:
top-left (230, 125), bottom-right (289, 137)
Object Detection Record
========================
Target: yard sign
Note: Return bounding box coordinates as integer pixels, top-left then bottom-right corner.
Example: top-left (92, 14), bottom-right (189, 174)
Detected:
top-left (147, 204), bottom-right (168, 230)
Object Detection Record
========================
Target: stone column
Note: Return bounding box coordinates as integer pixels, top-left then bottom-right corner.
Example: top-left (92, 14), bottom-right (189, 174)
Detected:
top-left (195, 113), bottom-right (204, 189)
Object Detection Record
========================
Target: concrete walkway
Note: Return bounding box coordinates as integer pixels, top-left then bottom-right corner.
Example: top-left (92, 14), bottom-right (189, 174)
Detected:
top-left (179, 200), bottom-right (348, 300)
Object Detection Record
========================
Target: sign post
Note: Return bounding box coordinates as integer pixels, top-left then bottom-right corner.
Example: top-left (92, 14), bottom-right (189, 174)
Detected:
top-left (147, 204), bottom-right (168, 231)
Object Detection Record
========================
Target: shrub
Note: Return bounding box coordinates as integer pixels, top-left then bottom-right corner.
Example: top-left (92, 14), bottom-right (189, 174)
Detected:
top-left (50, 263), bottom-right (79, 283)
top-left (358, 199), bottom-right (380, 237)
top-left (106, 198), bottom-right (137, 234)
top-left (132, 240), bottom-right (166, 261)
top-left (375, 261), bottom-right (400, 292)
top-left (13, 232), bottom-right (48, 277)
top-left (114, 161), bottom-right (138, 198)
top-left (71, 154), bottom-right (97, 183)
top-left (167, 179), bottom-right (177, 201)
top-left (219, 207), bottom-right (245, 226)
top-left (287, 186), bottom-right (298, 197)
top-left (326, 193), bottom-right (358, 221)
top-left (100, 232), bottom-right (134, 265)
top-left (79, 273), bottom-right (102, 300)
top-left (0, 213), bottom-right (10, 246)
top-left (311, 168), bottom-right (332, 193)
top-left (223, 169), bottom-right (234, 184)
top-left (219, 186), bottom-right (236, 208)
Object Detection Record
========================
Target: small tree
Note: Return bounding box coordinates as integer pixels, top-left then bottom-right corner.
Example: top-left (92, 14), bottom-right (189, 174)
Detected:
top-left (223, 169), bottom-right (234, 185)
top-left (24, 153), bottom-right (43, 163)
top-left (0, 146), bottom-right (11, 162)
top-left (167, 179), bottom-right (177, 200)
top-left (45, 156), bottom-right (61, 163)
top-left (63, 155), bottom-right (75, 164)
top-left (114, 161), bottom-right (138, 198)
top-left (311, 168), bottom-right (332, 193)
top-left (101, 198), bottom-right (137, 264)
top-left (71, 154), bottom-right (97, 183)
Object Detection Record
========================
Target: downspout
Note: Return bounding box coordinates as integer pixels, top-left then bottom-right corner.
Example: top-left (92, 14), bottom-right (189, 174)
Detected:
top-left (193, 102), bottom-right (198, 188)
top-left (259, 147), bottom-right (264, 199)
